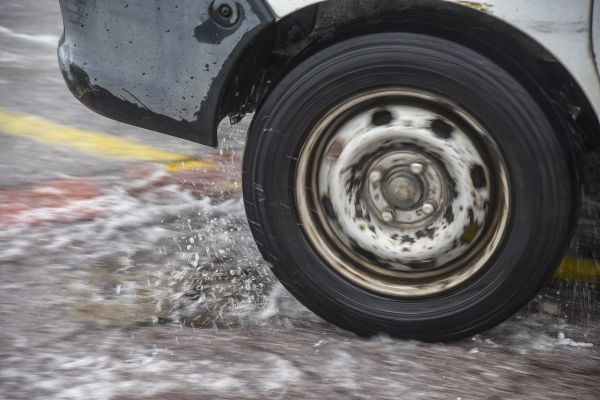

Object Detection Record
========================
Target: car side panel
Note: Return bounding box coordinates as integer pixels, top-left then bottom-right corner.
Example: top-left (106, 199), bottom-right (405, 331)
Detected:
top-left (58, 0), bottom-right (273, 146)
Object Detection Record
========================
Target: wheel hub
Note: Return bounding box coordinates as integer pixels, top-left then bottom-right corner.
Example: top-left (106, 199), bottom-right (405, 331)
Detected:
top-left (366, 151), bottom-right (445, 226)
top-left (383, 172), bottom-right (422, 209)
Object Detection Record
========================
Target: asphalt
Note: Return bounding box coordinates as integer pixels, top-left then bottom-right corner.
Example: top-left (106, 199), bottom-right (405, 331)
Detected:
top-left (0, 1), bottom-right (599, 399)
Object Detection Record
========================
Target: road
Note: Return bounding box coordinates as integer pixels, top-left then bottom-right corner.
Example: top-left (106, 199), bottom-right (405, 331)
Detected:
top-left (0, 1), bottom-right (599, 399)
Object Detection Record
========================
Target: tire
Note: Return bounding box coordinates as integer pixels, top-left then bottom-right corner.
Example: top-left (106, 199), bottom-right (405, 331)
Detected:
top-left (243, 33), bottom-right (575, 340)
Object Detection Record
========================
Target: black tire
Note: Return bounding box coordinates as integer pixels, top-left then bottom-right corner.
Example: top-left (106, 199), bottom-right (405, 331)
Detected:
top-left (243, 33), bottom-right (576, 340)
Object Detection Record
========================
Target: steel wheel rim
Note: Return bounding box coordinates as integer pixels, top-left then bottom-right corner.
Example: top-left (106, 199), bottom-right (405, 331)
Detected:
top-left (295, 89), bottom-right (511, 297)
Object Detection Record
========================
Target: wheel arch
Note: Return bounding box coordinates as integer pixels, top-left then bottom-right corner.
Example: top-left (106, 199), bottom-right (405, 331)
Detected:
top-left (219, 0), bottom-right (599, 197)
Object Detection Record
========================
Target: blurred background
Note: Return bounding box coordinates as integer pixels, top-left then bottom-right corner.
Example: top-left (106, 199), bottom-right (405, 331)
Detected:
top-left (0, 1), bottom-right (599, 399)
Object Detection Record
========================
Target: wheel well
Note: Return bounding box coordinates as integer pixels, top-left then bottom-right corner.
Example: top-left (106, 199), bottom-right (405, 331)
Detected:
top-left (219, 0), bottom-right (600, 196)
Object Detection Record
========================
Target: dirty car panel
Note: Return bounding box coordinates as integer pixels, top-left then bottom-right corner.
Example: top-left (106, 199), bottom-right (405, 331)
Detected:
top-left (58, 0), bottom-right (273, 146)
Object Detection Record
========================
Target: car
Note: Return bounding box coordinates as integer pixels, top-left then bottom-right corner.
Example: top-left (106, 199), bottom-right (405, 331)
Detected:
top-left (57, 0), bottom-right (600, 341)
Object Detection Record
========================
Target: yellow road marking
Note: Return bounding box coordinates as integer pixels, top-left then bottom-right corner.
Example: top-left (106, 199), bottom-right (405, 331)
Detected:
top-left (0, 107), bottom-right (214, 169)
top-left (557, 255), bottom-right (599, 283)
top-left (164, 159), bottom-right (216, 173)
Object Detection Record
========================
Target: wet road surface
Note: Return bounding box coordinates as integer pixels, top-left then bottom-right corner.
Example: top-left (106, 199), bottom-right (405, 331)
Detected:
top-left (1, 1), bottom-right (599, 399)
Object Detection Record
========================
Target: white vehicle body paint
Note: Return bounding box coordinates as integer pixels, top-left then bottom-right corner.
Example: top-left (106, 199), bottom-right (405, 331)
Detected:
top-left (265, 0), bottom-right (322, 17)
top-left (266, 0), bottom-right (600, 118)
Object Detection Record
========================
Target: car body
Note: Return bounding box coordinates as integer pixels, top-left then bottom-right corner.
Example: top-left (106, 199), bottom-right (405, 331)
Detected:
top-left (58, 0), bottom-right (600, 147)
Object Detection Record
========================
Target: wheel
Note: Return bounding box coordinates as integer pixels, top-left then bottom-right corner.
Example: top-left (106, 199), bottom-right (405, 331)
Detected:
top-left (243, 32), bottom-right (575, 340)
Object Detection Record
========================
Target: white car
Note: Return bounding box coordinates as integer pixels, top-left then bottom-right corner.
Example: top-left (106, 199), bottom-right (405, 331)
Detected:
top-left (58, 0), bottom-right (600, 340)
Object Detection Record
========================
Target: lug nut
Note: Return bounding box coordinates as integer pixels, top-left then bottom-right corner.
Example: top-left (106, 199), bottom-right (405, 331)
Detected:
top-left (410, 162), bottom-right (424, 175)
top-left (369, 170), bottom-right (383, 183)
top-left (421, 201), bottom-right (435, 215)
top-left (381, 210), bottom-right (395, 222)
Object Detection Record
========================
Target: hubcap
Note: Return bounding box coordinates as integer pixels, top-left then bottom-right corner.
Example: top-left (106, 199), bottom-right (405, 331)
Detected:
top-left (366, 151), bottom-right (447, 226)
top-left (295, 90), bottom-right (510, 297)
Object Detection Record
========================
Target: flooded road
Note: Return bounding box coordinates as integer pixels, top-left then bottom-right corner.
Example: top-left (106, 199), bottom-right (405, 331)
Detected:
top-left (1, 1), bottom-right (599, 399)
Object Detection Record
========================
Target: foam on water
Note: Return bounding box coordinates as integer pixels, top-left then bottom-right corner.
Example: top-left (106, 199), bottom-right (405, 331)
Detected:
top-left (0, 163), bottom-right (598, 400)
top-left (0, 165), bottom-right (279, 329)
